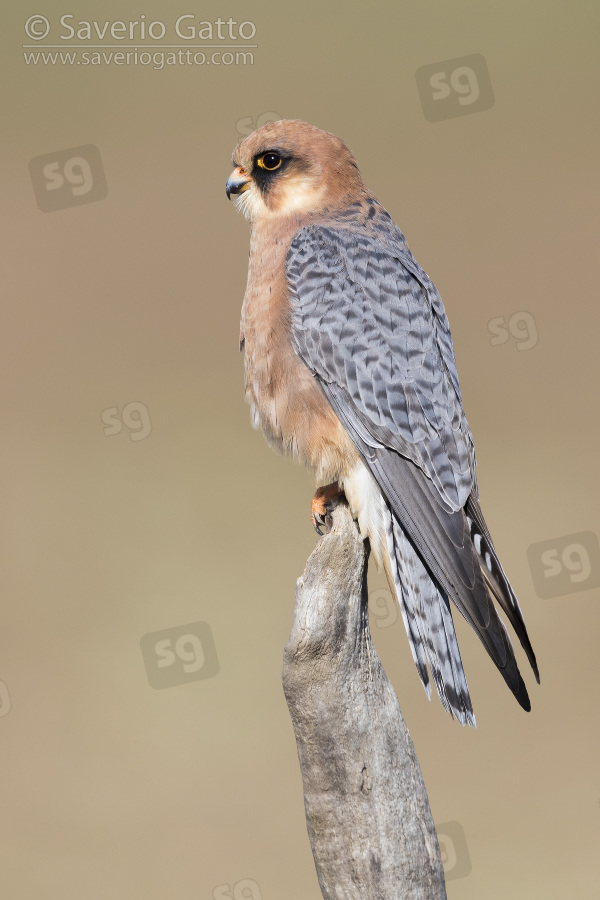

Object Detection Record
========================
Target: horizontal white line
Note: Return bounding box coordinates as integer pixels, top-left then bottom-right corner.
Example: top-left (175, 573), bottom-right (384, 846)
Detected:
top-left (23, 44), bottom-right (257, 48)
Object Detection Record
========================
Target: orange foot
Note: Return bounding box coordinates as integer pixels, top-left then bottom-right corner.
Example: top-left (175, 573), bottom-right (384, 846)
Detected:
top-left (311, 481), bottom-right (344, 535)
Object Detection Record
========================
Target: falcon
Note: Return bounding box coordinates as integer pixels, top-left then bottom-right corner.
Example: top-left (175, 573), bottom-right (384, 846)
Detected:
top-left (226, 119), bottom-right (539, 725)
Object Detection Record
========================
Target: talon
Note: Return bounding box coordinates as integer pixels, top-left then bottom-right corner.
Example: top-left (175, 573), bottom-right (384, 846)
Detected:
top-left (311, 482), bottom-right (344, 535)
top-left (313, 511), bottom-right (326, 536)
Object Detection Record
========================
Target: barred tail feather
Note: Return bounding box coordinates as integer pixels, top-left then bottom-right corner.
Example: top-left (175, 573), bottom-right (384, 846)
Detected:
top-left (382, 506), bottom-right (431, 698)
top-left (383, 503), bottom-right (476, 727)
top-left (466, 491), bottom-right (540, 684)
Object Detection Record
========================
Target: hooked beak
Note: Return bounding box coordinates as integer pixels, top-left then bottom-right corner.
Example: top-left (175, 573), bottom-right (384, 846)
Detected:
top-left (226, 166), bottom-right (252, 199)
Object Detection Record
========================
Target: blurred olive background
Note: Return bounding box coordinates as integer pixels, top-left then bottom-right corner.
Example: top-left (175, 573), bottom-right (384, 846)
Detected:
top-left (2, 2), bottom-right (599, 897)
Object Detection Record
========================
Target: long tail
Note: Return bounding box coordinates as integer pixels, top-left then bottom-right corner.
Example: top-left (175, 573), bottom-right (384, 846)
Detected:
top-left (342, 444), bottom-right (538, 725)
top-left (327, 385), bottom-right (538, 723)
top-left (383, 505), bottom-right (476, 726)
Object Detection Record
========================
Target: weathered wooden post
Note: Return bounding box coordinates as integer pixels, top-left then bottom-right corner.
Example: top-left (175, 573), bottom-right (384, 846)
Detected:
top-left (282, 503), bottom-right (447, 899)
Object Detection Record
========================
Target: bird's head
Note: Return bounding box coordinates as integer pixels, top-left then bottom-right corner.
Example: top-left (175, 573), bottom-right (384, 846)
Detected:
top-left (226, 119), bottom-right (364, 223)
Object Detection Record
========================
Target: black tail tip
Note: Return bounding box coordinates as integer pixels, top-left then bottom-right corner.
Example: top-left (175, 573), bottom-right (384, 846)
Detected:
top-left (515, 679), bottom-right (532, 712)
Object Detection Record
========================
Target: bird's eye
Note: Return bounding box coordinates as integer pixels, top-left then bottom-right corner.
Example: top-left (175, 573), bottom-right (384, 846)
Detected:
top-left (257, 152), bottom-right (282, 171)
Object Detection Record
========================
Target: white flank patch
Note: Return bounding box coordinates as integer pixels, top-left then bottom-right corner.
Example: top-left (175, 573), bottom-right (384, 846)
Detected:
top-left (341, 461), bottom-right (386, 567)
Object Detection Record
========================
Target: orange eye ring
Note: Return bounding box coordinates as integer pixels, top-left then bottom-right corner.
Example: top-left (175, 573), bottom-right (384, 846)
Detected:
top-left (257, 152), bottom-right (282, 171)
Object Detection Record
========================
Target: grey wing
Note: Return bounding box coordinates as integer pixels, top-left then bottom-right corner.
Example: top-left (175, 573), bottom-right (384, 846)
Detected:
top-left (286, 224), bottom-right (538, 716)
top-left (286, 224), bottom-right (475, 511)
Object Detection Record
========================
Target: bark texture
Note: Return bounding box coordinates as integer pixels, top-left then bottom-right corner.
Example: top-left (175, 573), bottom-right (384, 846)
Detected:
top-left (282, 503), bottom-right (447, 899)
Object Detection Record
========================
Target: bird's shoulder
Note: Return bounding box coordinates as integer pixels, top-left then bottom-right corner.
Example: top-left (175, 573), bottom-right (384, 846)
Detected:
top-left (287, 197), bottom-right (438, 298)
top-left (287, 197), bottom-right (463, 399)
